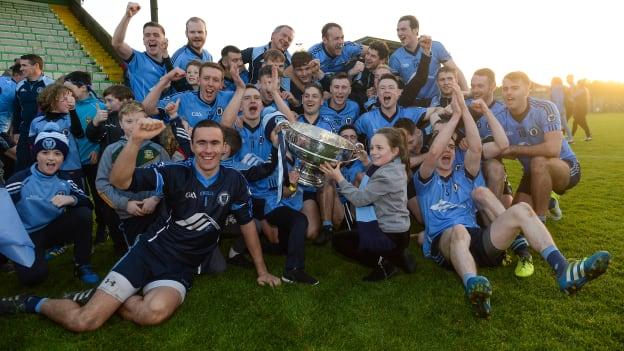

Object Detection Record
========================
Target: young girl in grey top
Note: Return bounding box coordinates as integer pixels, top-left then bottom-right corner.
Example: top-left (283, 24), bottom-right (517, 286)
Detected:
top-left (320, 127), bottom-right (415, 281)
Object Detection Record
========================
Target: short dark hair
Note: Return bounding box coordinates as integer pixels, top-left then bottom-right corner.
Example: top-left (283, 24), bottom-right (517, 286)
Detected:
top-left (338, 124), bottom-right (357, 135)
top-left (143, 21), bottom-right (165, 35)
top-left (64, 71), bottom-right (92, 86)
top-left (222, 126), bottom-right (242, 156)
top-left (398, 15), bottom-right (419, 30)
top-left (221, 45), bottom-right (241, 58)
top-left (330, 72), bottom-right (350, 85)
top-left (394, 118), bottom-right (416, 135)
top-left (368, 40), bottom-right (389, 61)
top-left (258, 65), bottom-right (274, 80)
top-left (20, 54), bottom-right (44, 70)
top-left (291, 51), bottom-right (313, 69)
top-left (378, 73), bottom-right (399, 86)
top-left (303, 82), bottom-right (323, 96)
top-left (191, 120), bottom-right (223, 142)
top-left (103, 84), bottom-right (134, 101)
top-left (321, 23), bottom-right (342, 38)
top-left (436, 66), bottom-right (457, 80)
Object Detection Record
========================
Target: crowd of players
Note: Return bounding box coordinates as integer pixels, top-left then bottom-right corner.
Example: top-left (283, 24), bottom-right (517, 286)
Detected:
top-left (0, 1), bottom-right (610, 328)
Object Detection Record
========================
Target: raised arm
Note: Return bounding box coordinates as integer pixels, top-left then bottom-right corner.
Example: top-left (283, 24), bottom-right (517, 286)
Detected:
top-left (111, 2), bottom-right (140, 61)
top-left (220, 65), bottom-right (246, 128)
top-left (456, 85), bottom-right (482, 177)
top-left (268, 66), bottom-right (297, 122)
top-left (142, 68), bottom-right (186, 115)
top-left (419, 109), bottom-right (461, 180)
top-left (110, 118), bottom-right (165, 190)
top-left (471, 99), bottom-right (509, 159)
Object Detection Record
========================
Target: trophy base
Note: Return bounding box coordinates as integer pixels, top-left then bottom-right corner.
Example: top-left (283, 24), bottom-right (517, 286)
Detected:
top-left (296, 162), bottom-right (325, 188)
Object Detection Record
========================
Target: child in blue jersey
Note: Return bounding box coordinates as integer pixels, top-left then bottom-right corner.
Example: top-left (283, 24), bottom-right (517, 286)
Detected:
top-left (6, 130), bottom-right (98, 286)
top-left (29, 84), bottom-right (85, 187)
top-left (415, 85), bottom-right (610, 318)
top-left (320, 127), bottom-right (414, 282)
top-left (96, 101), bottom-right (170, 250)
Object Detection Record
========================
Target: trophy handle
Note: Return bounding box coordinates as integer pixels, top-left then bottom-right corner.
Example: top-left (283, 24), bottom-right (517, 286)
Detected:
top-left (347, 142), bottom-right (366, 162)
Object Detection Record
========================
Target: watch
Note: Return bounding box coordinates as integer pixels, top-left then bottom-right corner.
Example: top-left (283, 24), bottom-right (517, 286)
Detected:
top-left (288, 183), bottom-right (297, 193)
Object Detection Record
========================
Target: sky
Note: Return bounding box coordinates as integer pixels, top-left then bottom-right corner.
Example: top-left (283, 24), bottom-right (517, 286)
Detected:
top-left (83, 0), bottom-right (624, 86)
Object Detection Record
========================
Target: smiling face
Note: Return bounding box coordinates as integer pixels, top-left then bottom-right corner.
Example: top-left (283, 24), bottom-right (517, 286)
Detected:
top-left (271, 27), bottom-right (294, 52)
top-left (364, 48), bottom-right (382, 70)
top-left (396, 20), bottom-right (418, 47)
top-left (20, 59), bottom-right (40, 80)
top-left (437, 71), bottom-right (456, 96)
top-left (185, 20), bottom-right (206, 51)
top-left (369, 133), bottom-right (398, 167)
top-left (186, 65), bottom-right (200, 86)
top-left (470, 74), bottom-right (495, 102)
top-left (339, 127), bottom-right (358, 144)
top-left (143, 25), bottom-right (165, 58)
top-left (323, 26), bottom-right (345, 57)
top-left (199, 66), bottom-right (224, 103)
top-left (502, 77), bottom-right (530, 115)
top-left (191, 126), bottom-right (224, 178)
top-left (36, 149), bottom-right (64, 175)
top-left (302, 85), bottom-right (323, 115)
top-left (329, 78), bottom-right (351, 108)
top-left (53, 91), bottom-right (73, 114)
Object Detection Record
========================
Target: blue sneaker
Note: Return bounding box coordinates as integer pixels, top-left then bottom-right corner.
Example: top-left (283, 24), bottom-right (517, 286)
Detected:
top-left (75, 264), bottom-right (100, 285)
top-left (465, 276), bottom-right (492, 319)
top-left (558, 251), bottom-right (611, 294)
top-left (45, 245), bottom-right (68, 261)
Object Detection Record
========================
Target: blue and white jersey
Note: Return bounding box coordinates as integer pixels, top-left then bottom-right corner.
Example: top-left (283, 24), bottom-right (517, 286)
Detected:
top-left (339, 159), bottom-right (366, 203)
top-left (128, 160), bottom-right (253, 267)
top-left (465, 99), bottom-right (507, 139)
top-left (297, 114), bottom-right (333, 132)
top-left (74, 94), bottom-right (105, 165)
top-left (241, 43), bottom-right (292, 90)
top-left (223, 70), bottom-right (250, 92)
top-left (234, 122), bottom-right (272, 166)
top-left (496, 97), bottom-right (577, 171)
top-left (14, 75), bottom-right (54, 134)
top-left (319, 99), bottom-right (360, 133)
top-left (308, 41), bottom-right (363, 74)
top-left (158, 90), bottom-right (233, 127)
top-left (389, 41), bottom-right (451, 100)
top-left (415, 168), bottom-right (484, 258)
top-left (29, 115), bottom-right (82, 171)
top-left (0, 77), bottom-right (17, 133)
top-left (6, 164), bottom-right (90, 233)
top-left (262, 160), bottom-right (303, 214)
top-left (125, 49), bottom-right (167, 102)
top-left (171, 45), bottom-right (213, 70)
top-left (355, 106), bottom-right (426, 142)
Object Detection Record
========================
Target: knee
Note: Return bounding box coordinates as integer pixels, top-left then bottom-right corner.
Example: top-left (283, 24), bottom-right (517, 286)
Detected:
top-left (139, 298), bottom-right (174, 326)
top-left (449, 225), bottom-right (471, 246)
top-left (471, 186), bottom-right (491, 203)
top-left (530, 156), bottom-right (548, 175)
top-left (509, 202), bottom-right (536, 218)
top-left (485, 160), bottom-right (505, 182)
top-left (69, 311), bottom-right (106, 332)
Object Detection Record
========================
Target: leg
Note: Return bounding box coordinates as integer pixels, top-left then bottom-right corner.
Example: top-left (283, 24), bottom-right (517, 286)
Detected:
top-left (117, 286), bottom-right (182, 326)
top-left (529, 157), bottom-right (571, 217)
top-left (482, 159), bottom-right (506, 202)
top-left (39, 290), bottom-right (123, 332)
top-left (575, 112), bottom-right (592, 138)
top-left (472, 187), bottom-right (506, 223)
top-left (438, 225), bottom-right (478, 279)
top-left (488, 202), bottom-right (555, 253)
top-left (331, 191), bottom-right (345, 228)
top-left (301, 198), bottom-right (321, 240)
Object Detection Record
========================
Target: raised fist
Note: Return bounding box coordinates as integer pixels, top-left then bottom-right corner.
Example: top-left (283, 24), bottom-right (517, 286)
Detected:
top-left (126, 2), bottom-right (141, 17)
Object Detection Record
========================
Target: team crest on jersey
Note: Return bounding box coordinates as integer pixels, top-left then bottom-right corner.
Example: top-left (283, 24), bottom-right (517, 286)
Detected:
top-left (42, 138), bottom-right (56, 150)
top-left (455, 164), bottom-right (461, 171)
top-left (216, 107), bottom-right (224, 116)
top-left (453, 183), bottom-right (459, 192)
top-left (529, 127), bottom-right (539, 136)
top-left (143, 149), bottom-right (154, 161)
top-left (345, 117), bottom-right (353, 125)
top-left (217, 191), bottom-right (230, 206)
top-left (547, 113), bottom-right (556, 122)
top-left (37, 87), bottom-right (44, 93)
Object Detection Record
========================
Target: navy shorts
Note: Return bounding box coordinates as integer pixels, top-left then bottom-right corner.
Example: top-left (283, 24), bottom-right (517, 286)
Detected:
top-left (517, 159), bottom-right (581, 195)
top-left (430, 226), bottom-right (505, 268)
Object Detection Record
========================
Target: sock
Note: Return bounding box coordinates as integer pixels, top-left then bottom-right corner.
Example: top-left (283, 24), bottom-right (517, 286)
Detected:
top-left (548, 197), bottom-right (556, 210)
top-left (228, 247), bottom-right (240, 259)
top-left (322, 220), bottom-right (333, 230)
top-left (462, 273), bottom-right (477, 288)
top-left (24, 296), bottom-right (43, 314)
top-left (541, 245), bottom-right (568, 278)
top-left (511, 235), bottom-right (531, 258)
top-left (538, 215), bottom-right (547, 223)
top-left (34, 298), bottom-right (48, 313)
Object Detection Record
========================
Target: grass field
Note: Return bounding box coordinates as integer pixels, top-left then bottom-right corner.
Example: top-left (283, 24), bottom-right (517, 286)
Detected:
top-left (1, 113), bottom-right (623, 350)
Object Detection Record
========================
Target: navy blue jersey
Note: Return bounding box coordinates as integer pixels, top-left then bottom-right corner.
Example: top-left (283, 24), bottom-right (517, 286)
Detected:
top-left (496, 97), bottom-right (577, 171)
top-left (128, 160), bottom-right (253, 266)
top-left (319, 99), bottom-right (360, 133)
top-left (415, 168), bottom-right (484, 258)
top-left (158, 90), bottom-right (234, 127)
top-left (6, 164), bottom-right (90, 233)
top-left (355, 106), bottom-right (427, 142)
top-left (389, 41), bottom-right (451, 100)
top-left (309, 42), bottom-right (363, 74)
top-left (171, 45), bottom-right (213, 70)
top-left (13, 75), bottom-right (54, 134)
top-left (125, 49), bottom-right (167, 102)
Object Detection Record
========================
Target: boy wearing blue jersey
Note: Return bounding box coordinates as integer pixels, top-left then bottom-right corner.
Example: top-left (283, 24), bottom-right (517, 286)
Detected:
top-left (416, 85), bottom-right (610, 318)
top-left (143, 63), bottom-right (233, 126)
top-left (0, 118), bottom-right (281, 331)
top-left (112, 2), bottom-right (168, 102)
top-left (5, 130), bottom-right (98, 286)
top-left (499, 72), bottom-right (581, 222)
top-left (390, 15), bottom-right (467, 106)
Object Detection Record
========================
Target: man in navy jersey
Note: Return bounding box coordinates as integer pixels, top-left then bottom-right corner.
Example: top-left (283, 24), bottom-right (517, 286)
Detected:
top-left (390, 15), bottom-right (467, 107)
top-left (242, 25), bottom-right (295, 84)
top-left (219, 46), bottom-right (249, 92)
top-left (171, 17), bottom-right (213, 70)
top-left (350, 40), bottom-right (389, 110)
top-left (142, 63), bottom-right (233, 126)
top-left (112, 2), bottom-right (167, 102)
top-left (498, 72), bottom-right (580, 223)
top-left (319, 73), bottom-right (360, 133)
top-left (415, 85), bottom-right (610, 318)
top-left (309, 23), bottom-right (367, 78)
top-left (0, 118), bottom-right (281, 331)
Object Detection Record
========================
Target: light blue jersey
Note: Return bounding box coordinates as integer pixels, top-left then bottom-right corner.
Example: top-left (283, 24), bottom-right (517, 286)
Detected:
top-left (125, 49), bottom-right (167, 102)
top-left (389, 41), bottom-right (451, 99)
top-left (496, 97), bottom-right (577, 171)
top-left (74, 94), bottom-right (105, 165)
top-left (415, 168), bottom-right (485, 259)
top-left (171, 45), bottom-right (213, 70)
top-left (309, 42), bottom-right (363, 74)
top-left (355, 106), bottom-right (426, 142)
top-left (158, 90), bottom-right (234, 127)
top-left (319, 99), bottom-right (360, 133)
top-left (465, 99), bottom-right (506, 139)
top-left (0, 77), bottom-right (16, 133)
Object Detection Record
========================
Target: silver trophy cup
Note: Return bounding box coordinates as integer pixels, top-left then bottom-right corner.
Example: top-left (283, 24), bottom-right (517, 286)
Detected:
top-left (283, 121), bottom-right (364, 187)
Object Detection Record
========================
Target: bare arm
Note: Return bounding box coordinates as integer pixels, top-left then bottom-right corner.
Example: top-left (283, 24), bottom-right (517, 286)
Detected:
top-left (442, 59), bottom-right (468, 93)
top-left (419, 111), bottom-right (461, 180)
top-left (472, 99), bottom-right (509, 159)
top-left (457, 86), bottom-right (482, 177)
top-left (142, 68), bottom-right (186, 115)
top-left (239, 221), bottom-right (281, 287)
top-left (220, 65), bottom-right (246, 128)
top-left (504, 131), bottom-right (562, 159)
top-left (268, 66), bottom-right (297, 122)
top-left (111, 2), bottom-right (140, 60)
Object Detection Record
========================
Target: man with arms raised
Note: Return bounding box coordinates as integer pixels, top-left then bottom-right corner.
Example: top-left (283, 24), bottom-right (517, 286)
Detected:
top-left (0, 118), bottom-right (280, 330)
